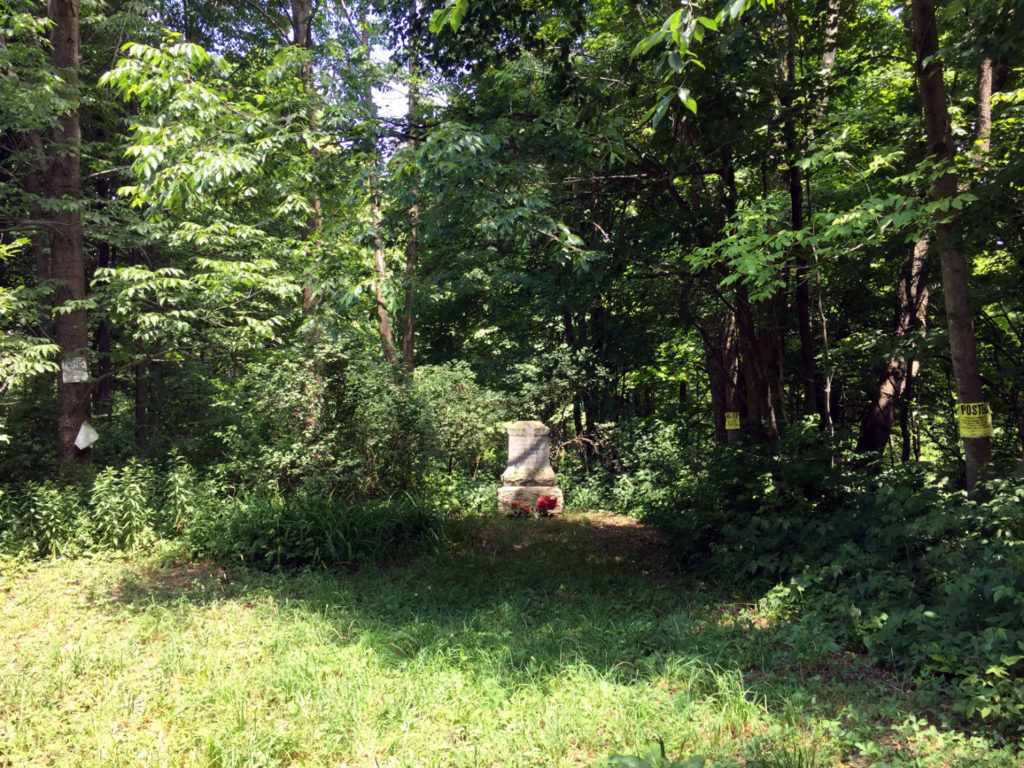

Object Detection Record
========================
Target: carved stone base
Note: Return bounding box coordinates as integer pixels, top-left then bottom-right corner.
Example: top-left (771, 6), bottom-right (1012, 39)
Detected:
top-left (497, 486), bottom-right (563, 514)
top-left (500, 464), bottom-right (557, 487)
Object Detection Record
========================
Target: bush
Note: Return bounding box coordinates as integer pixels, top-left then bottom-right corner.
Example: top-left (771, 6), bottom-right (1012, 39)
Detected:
top-left (212, 347), bottom-right (508, 501)
top-left (644, 425), bottom-right (1024, 735)
top-left (414, 361), bottom-right (508, 479)
top-left (1, 457), bottom-right (445, 573)
top-left (0, 480), bottom-right (90, 557)
top-left (181, 491), bottom-right (441, 570)
top-left (92, 459), bottom-right (157, 550)
top-left (560, 419), bottom-right (695, 516)
top-left (211, 343), bottom-right (429, 497)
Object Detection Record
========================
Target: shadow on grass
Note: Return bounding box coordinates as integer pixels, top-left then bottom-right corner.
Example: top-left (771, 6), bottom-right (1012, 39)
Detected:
top-left (107, 514), bottom-right (916, 722)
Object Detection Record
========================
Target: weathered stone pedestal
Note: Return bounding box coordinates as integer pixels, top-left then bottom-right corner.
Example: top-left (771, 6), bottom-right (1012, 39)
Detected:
top-left (497, 420), bottom-right (563, 513)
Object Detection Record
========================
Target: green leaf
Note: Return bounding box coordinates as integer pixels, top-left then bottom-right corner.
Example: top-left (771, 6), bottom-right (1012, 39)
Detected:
top-left (638, 739), bottom-right (666, 767)
top-left (450, 0), bottom-right (469, 30)
top-left (666, 9), bottom-right (684, 44)
top-left (651, 94), bottom-right (672, 128)
top-left (678, 87), bottom-right (697, 114)
top-left (607, 756), bottom-right (651, 768)
top-left (429, 0), bottom-right (469, 33)
top-left (632, 27), bottom-right (669, 57)
top-left (668, 52), bottom-right (684, 73)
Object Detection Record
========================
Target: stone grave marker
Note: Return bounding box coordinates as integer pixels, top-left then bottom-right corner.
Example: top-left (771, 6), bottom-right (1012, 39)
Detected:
top-left (497, 420), bottom-right (563, 513)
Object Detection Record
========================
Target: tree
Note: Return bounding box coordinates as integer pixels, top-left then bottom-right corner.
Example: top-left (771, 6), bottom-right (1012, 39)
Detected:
top-left (44, 0), bottom-right (90, 472)
top-left (910, 0), bottom-right (991, 487)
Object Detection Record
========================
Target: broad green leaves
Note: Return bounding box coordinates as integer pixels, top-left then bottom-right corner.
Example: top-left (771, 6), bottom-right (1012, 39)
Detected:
top-left (606, 739), bottom-right (705, 768)
top-left (428, 0), bottom-right (470, 33)
top-left (632, 1), bottom-right (771, 125)
top-left (102, 40), bottom-right (319, 217)
top-left (0, 240), bottom-right (60, 443)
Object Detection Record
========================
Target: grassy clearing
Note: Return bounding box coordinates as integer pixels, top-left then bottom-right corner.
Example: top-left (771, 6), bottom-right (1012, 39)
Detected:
top-left (1, 513), bottom-right (1019, 768)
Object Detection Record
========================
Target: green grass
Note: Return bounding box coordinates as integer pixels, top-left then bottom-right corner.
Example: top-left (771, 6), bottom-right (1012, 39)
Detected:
top-left (1, 514), bottom-right (1019, 767)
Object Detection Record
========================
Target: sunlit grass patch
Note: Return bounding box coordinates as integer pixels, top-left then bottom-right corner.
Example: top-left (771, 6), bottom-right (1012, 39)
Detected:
top-left (1, 516), bottom-right (1020, 767)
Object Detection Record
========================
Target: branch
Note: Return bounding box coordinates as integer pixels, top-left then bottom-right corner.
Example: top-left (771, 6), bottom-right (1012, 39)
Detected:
top-left (234, 0), bottom-right (291, 40)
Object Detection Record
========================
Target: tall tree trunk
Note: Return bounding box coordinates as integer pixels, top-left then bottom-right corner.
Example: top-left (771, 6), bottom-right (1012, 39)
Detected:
top-left (401, 175), bottom-right (419, 371)
top-left (291, 0), bottom-right (323, 315)
top-left (857, 237), bottom-right (929, 452)
top-left (911, 0), bottom-right (991, 487)
top-left (820, 0), bottom-right (843, 73)
top-left (814, 0), bottom-right (844, 437)
top-left (131, 249), bottom-right (149, 448)
top-left (46, 0), bottom-right (90, 473)
top-left (703, 309), bottom-right (741, 444)
top-left (371, 208), bottom-right (399, 365)
top-left (717, 147), bottom-right (773, 441)
top-left (784, 21), bottom-right (817, 416)
top-left (562, 312), bottom-right (588, 464)
top-left (401, 0), bottom-right (420, 372)
top-left (974, 56), bottom-right (993, 158)
top-left (735, 285), bottom-right (778, 441)
top-left (347, 6), bottom-right (400, 365)
top-left (94, 241), bottom-right (114, 417)
top-left (134, 351), bottom-right (148, 448)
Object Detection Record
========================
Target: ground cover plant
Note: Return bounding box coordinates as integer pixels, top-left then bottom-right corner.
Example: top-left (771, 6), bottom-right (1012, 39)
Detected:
top-left (643, 430), bottom-right (1024, 738)
top-left (2, 513), bottom-right (1021, 768)
top-left (4, 1), bottom-right (1024, 764)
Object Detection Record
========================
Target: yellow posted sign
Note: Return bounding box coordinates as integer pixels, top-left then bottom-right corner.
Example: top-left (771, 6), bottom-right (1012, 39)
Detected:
top-left (725, 411), bottom-right (740, 430)
top-left (957, 402), bottom-right (992, 438)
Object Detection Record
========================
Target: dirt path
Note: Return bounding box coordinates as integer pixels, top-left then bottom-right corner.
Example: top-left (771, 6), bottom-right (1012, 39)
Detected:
top-left (462, 511), bottom-right (680, 583)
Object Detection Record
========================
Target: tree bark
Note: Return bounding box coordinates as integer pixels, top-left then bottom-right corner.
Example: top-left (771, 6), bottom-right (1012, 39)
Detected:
top-left (784, 21), bottom-right (817, 416)
top-left (94, 241), bottom-right (114, 417)
top-left (372, 205), bottom-right (400, 366)
top-left (703, 309), bottom-right (741, 444)
top-left (46, 0), bottom-right (90, 473)
top-left (134, 351), bottom-right (148, 448)
top-left (350, 8), bottom-right (400, 366)
top-left (715, 146), bottom-right (775, 441)
top-left (401, 0), bottom-right (420, 372)
top-left (857, 237), bottom-right (929, 452)
top-left (290, 0), bottom-right (323, 315)
top-left (911, 0), bottom-right (991, 487)
top-left (735, 285), bottom-right (778, 441)
top-left (820, 0), bottom-right (843, 73)
top-left (974, 56), bottom-right (993, 157)
top-left (401, 182), bottom-right (419, 371)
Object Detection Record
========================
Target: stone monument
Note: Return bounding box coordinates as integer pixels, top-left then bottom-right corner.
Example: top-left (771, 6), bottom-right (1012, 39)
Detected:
top-left (497, 420), bottom-right (563, 513)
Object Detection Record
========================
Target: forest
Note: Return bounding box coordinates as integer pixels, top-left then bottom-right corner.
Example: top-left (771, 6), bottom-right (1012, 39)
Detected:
top-left (2, 0), bottom-right (1024, 763)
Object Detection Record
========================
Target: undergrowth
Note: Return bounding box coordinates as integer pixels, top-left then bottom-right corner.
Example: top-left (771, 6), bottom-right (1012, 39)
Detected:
top-left (0, 457), bottom-right (443, 570)
top-left (4, 516), bottom-right (1021, 767)
top-left (644, 422), bottom-right (1024, 737)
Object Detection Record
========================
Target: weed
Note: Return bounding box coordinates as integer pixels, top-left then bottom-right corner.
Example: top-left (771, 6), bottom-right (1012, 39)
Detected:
top-left (2, 515), bottom-right (1018, 768)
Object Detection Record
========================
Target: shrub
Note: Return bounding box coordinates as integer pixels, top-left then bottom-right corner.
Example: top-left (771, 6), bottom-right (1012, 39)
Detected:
top-left (0, 480), bottom-right (90, 558)
top-left (644, 426), bottom-right (1024, 735)
top-left (414, 361), bottom-right (508, 478)
top-left (561, 469), bottom-right (616, 513)
top-left (561, 419), bottom-right (694, 516)
top-left (91, 459), bottom-right (157, 550)
top-left (211, 344), bottom-right (485, 500)
top-left (182, 491), bottom-right (441, 570)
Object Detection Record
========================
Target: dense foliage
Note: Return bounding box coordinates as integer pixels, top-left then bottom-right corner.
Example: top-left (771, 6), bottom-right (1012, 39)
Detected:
top-left (645, 431), bottom-right (1024, 731)
top-left (2, 0), bottom-right (1023, 742)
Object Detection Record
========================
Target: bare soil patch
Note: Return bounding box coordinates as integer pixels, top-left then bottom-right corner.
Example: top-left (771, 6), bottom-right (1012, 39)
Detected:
top-left (466, 511), bottom-right (678, 581)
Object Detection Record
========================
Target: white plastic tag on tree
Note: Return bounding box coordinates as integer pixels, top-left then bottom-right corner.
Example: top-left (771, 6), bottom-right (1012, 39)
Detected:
top-left (74, 421), bottom-right (99, 450)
